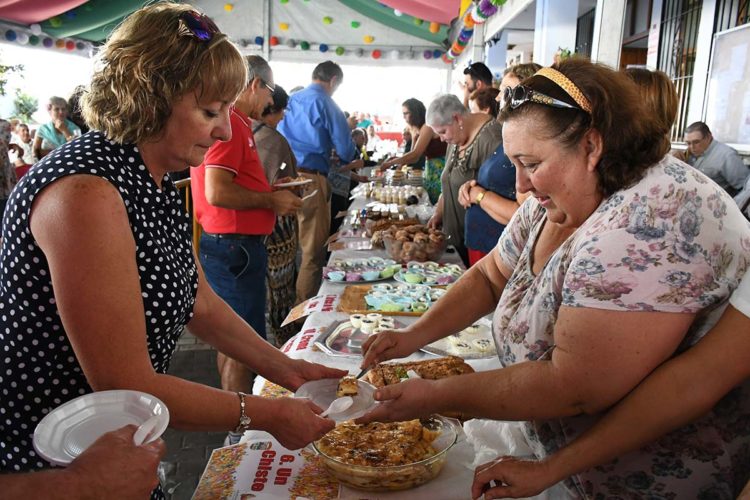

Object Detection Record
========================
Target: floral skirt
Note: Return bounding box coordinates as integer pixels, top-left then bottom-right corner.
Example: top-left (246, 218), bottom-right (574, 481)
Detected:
top-left (424, 156), bottom-right (445, 205)
top-left (265, 215), bottom-right (298, 347)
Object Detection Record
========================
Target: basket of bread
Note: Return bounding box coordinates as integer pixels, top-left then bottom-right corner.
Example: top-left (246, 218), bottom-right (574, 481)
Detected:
top-left (378, 224), bottom-right (447, 263)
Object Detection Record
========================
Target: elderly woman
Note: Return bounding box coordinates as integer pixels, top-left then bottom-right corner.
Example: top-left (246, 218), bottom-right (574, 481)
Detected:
top-left (0, 2), bottom-right (344, 490)
top-left (468, 66), bottom-right (750, 499)
top-left (251, 85), bottom-right (300, 347)
top-left (32, 96), bottom-right (81, 160)
top-left (425, 94), bottom-right (502, 263)
top-left (381, 98), bottom-right (447, 203)
top-left (459, 63), bottom-right (539, 265)
top-left (360, 59), bottom-right (750, 497)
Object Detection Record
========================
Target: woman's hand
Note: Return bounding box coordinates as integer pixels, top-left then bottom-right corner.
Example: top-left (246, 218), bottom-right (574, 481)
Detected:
top-left (67, 425), bottom-right (166, 500)
top-left (458, 180), bottom-right (477, 208)
top-left (427, 210), bottom-right (442, 229)
top-left (380, 157), bottom-right (398, 170)
top-left (355, 378), bottom-right (436, 424)
top-left (279, 359), bottom-right (348, 392)
top-left (256, 397), bottom-right (336, 450)
top-left (360, 328), bottom-right (427, 368)
top-left (471, 456), bottom-right (558, 499)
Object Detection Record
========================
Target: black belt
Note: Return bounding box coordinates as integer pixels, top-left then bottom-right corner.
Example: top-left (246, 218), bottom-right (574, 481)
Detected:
top-left (297, 167), bottom-right (324, 176)
top-left (203, 232), bottom-right (264, 240)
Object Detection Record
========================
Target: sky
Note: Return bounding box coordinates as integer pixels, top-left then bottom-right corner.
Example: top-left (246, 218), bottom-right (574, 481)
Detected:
top-left (0, 43), bottom-right (455, 130)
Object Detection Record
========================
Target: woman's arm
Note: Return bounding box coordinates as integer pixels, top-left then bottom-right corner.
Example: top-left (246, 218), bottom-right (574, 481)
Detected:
top-left (427, 194), bottom-right (444, 229)
top-left (32, 134), bottom-right (44, 161)
top-left (359, 304), bottom-right (694, 424)
top-left (472, 184), bottom-right (531, 225)
top-left (361, 249), bottom-right (510, 368)
top-left (381, 125), bottom-right (434, 169)
top-left (471, 304), bottom-right (750, 498)
top-left (30, 175), bottom-right (340, 448)
top-left (188, 256), bottom-right (345, 391)
top-left (1, 426), bottom-right (164, 500)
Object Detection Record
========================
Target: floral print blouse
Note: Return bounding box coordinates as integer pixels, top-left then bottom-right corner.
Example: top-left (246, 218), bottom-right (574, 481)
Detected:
top-left (494, 155), bottom-right (750, 497)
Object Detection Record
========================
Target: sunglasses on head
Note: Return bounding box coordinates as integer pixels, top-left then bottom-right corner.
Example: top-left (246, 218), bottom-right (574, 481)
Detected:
top-left (179, 11), bottom-right (219, 41)
top-left (503, 85), bottom-right (580, 111)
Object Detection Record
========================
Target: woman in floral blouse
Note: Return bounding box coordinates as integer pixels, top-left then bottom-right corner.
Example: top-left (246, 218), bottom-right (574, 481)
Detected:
top-left (359, 59), bottom-right (750, 498)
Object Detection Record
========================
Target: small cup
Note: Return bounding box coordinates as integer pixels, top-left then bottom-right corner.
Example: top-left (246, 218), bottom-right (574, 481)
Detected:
top-left (349, 314), bottom-right (365, 328)
top-left (327, 271), bottom-right (345, 281)
top-left (362, 270), bottom-right (381, 281)
top-left (360, 319), bottom-right (377, 334)
top-left (379, 318), bottom-right (395, 329)
top-left (366, 313), bottom-right (382, 326)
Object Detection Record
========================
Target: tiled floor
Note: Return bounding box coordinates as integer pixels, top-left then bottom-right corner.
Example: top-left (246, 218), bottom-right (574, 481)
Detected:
top-left (161, 341), bottom-right (226, 499)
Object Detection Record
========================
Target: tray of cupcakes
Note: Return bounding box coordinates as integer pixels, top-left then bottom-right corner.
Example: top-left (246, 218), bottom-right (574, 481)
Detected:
top-left (338, 283), bottom-right (448, 317)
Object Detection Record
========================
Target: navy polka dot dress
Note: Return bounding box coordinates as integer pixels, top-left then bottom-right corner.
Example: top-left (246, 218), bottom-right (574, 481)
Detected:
top-left (0, 131), bottom-right (198, 477)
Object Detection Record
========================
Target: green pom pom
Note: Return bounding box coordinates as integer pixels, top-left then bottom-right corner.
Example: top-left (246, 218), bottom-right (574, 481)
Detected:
top-left (335, 46), bottom-right (345, 56)
top-left (280, 0), bottom-right (289, 3)
top-left (350, 21), bottom-right (360, 28)
top-left (323, 16), bottom-right (333, 24)
top-left (300, 40), bottom-right (310, 50)
top-left (413, 18), bottom-right (424, 26)
top-left (49, 17), bottom-right (63, 28)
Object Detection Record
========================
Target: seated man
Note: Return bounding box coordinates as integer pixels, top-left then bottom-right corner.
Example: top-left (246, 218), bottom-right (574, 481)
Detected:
top-left (683, 121), bottom-right (749, 196)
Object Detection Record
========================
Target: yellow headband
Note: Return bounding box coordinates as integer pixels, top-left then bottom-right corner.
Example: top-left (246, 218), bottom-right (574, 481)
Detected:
top-left (535, 67), bottom-right (592, 114)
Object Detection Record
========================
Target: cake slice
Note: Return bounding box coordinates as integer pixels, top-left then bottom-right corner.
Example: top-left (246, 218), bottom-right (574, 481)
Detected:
top-left (336, 375), bottom-right (359, 397)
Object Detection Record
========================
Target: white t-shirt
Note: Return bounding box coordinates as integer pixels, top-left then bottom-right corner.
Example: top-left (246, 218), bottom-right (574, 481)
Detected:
top-left (730, 272), bottom-right (750, 318)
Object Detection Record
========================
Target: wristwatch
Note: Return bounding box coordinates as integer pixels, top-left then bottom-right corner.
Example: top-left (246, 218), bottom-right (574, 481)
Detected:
top-left (475, 191), bottom-right (486, 205)
top-left (234, 392), bottom-right (252, 433)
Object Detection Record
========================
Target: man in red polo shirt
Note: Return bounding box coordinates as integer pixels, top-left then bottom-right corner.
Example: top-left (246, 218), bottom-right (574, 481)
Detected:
top-left (192, 56), bottom-right (301, 444)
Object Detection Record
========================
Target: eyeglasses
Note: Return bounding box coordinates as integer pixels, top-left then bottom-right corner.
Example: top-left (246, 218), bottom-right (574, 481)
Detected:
top-left (178, 11), bottom-right (219, 41)
top-left (503, 85), bottom-right (579, 111)
top-left (260, 79), bottom-right (275, 93)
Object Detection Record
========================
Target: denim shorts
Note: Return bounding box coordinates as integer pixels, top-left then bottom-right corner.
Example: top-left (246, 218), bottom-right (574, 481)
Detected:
top-left (199, 233), bottom-right (268, 339)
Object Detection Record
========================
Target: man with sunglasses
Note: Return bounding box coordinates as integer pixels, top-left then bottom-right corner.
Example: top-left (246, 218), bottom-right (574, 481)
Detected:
top-left (682, 121), bottom-right (748, 197)
top-left (462, 61), bottom-right (494, 108)
top-left (192, 56), bottom-right (303, 446)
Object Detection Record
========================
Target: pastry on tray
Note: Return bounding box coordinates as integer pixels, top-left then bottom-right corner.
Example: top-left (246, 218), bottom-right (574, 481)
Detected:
top-left (365, 356), bottom-right (474, 387)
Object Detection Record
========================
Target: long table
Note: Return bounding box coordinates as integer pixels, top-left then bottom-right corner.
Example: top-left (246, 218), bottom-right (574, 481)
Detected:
top-left (195, 191), bottom-right (512, 500)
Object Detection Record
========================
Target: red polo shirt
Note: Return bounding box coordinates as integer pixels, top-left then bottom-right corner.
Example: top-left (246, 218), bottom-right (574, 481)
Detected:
top-left (192, 109), bottom-right (275, 235)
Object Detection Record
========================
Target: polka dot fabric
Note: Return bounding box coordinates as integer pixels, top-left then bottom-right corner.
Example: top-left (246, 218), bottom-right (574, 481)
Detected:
top-left (0, 132), bottom-right (198, 474)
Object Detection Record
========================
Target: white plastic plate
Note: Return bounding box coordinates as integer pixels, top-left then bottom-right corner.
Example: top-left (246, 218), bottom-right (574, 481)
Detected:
top-left (33, 390), bottom-right (170, 467)
top-left (274, 178), bottom-right (314, 188)
top-left (295, 378), bottom-right (377, 422)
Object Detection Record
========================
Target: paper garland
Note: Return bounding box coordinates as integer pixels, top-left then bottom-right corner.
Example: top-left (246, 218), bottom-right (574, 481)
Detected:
top-left (2, 26), bottom-right (92, 55)
top-left (445, 0), bottom-right (507, 62)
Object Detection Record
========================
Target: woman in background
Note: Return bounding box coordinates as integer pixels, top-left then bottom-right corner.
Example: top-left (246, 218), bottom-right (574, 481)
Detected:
top-left (468, 87), bottom-right (500, 117)
top-left (458, 63), bottom-right (539, 265)
top-left (425, 94), bottom-right (502, 264)
top-left (381, 97), bottom-right (447, 203)
top-left (33, 96), bottom-right (81, 160)
top-left (252, 85), bottom-right (300, 347)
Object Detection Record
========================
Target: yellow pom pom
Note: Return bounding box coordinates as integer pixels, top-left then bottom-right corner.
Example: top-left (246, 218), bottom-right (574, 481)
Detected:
top-left (363, 35), bottom-right (374, 44)
top-left (279, 22), bottom-right (289, 31)
top-left (224, 3), bottom-right (233, 11)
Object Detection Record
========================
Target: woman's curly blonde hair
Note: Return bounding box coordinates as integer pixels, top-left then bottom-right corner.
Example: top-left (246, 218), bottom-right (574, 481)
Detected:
top-left (82, 2), bottom-right (247, 144)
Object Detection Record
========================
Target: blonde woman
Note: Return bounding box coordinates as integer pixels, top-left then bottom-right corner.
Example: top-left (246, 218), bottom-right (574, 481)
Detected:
top-left (0, 4), bottom-right (343, 497)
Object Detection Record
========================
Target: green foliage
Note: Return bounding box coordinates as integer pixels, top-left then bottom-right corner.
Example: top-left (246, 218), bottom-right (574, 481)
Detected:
top-left (13, 89), bottom-right (38, 122)
top-left (0, 54), bottom-right (22, 97)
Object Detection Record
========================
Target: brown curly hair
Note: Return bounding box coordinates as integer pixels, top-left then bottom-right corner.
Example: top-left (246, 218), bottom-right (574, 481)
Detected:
top-left (499, 58), bottom-right (669, 197)
top-left (82, 2), bottom-right (247, 144)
